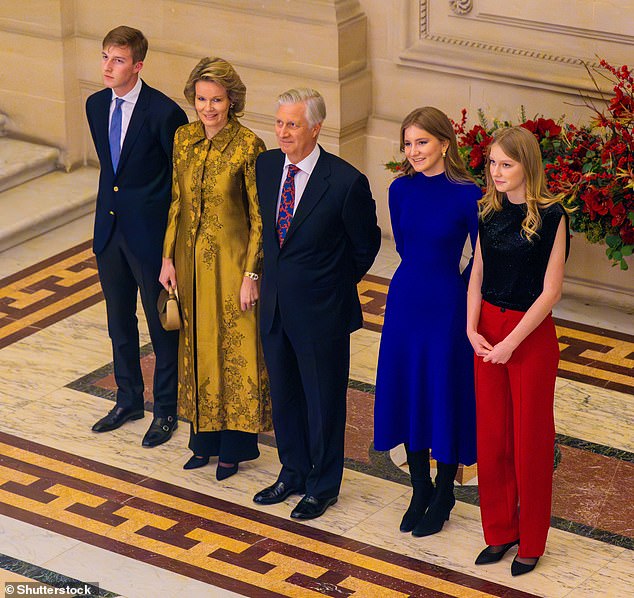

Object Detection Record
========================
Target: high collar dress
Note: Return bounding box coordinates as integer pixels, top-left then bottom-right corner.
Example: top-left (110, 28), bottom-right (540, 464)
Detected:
top-left (163, 118), bottom-right (272, 433)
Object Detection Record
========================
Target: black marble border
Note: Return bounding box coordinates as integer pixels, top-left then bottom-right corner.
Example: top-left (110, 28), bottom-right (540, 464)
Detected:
top-left (0, 554), bottom-right (117, 597)
top-left (555, 433), bottom-right (634, 463)
top-left (66, 343), bottom-right (155, 406)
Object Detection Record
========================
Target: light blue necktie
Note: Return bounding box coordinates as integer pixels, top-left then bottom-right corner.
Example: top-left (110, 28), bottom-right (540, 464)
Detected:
top-left (109, 98), bottom-right (124, 171)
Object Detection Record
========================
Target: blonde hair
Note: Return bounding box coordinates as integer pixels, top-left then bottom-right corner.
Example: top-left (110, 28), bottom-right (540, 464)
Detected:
top-left (398, 106), bottom-right (474, 184)
top-left (277, 88), bottom-right (326, 127)
top-left (183, 57), bottom-right (246, 118)
top-left (480, 126), bottom-right (564, 240)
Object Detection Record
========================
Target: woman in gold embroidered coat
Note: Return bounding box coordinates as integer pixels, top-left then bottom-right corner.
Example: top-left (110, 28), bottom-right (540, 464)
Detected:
top-left (160, 57), bottom-right (271, 480)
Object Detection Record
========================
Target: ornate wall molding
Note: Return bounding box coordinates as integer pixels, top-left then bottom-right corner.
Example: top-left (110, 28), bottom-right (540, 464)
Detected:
top-left (399, 0), bottom-right (632, 94)
top-left (449, 0), bottom-right (472, 15)
top-left (420, 1), bottom-right (591, 68)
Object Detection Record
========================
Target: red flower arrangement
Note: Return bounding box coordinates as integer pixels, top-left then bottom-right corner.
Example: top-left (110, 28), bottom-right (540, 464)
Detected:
top-left (385, 59), bottom-right (634, 269)
top-left (546, 60), bottom-right (634, 269)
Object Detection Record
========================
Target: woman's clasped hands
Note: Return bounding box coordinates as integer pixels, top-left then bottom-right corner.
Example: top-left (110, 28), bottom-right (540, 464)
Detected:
top-left (468, 332), bottom-right (516, 364)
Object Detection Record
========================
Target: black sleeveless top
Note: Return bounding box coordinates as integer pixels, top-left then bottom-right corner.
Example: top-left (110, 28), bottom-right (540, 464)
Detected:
top-left (479, 198), bottom-right (569, 312)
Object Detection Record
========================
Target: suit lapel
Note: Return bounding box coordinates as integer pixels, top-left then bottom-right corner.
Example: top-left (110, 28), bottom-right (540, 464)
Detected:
top-left (116, 81), bottom-right (150, 174)
top-left (283, 149), bottom-right (330, 245)
top-left (263, 151), bottom-right (285, 248)
top-left (94, 90), bottom-right (113, 172)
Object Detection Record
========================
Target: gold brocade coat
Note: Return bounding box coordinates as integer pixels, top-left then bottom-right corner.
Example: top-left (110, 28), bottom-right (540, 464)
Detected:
top-left (163, 118), bottom-right (271, 433)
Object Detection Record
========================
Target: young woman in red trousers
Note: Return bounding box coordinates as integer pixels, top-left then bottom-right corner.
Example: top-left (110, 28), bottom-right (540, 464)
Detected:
top-left (467, 126), bottom-right (569, 576)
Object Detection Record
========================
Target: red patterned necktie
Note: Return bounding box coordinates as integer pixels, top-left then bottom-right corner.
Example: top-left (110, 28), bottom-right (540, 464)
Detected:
top-left (276, 164), bottom-right (300, 246)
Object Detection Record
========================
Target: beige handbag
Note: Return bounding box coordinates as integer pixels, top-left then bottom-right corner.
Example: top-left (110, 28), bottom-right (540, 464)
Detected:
top-left (157, 285), bottom-right (181, 331)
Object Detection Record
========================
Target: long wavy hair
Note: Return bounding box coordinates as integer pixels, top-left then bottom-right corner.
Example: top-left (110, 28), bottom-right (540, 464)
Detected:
top-left (398, 106), bottom-right (474, 184)
top-left (480, 126), bottom-right (565, 240)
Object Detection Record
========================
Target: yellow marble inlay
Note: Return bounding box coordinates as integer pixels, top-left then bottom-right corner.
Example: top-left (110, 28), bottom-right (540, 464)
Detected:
top-left (0, 282), bottom-right (102, 339)
top-left (186, 527), bottom-right (251, 555)
top-left (0, 441), bottom-right (499, 598)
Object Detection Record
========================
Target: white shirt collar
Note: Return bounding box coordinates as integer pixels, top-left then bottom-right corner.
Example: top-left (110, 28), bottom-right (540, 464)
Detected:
top-left (284, 144), bottom-right (321, 176)
top-left (111, 76), bottom-right (142, 104)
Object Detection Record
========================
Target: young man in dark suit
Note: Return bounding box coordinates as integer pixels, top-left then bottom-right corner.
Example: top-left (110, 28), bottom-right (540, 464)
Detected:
top-left (253, 88), bottom-right (381, 519)
top-left (86, 26), bottom-right (188, 447)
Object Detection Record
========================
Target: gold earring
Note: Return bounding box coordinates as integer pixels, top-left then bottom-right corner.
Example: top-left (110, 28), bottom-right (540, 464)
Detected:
top-left (442, 148), bottom-right (447, 158)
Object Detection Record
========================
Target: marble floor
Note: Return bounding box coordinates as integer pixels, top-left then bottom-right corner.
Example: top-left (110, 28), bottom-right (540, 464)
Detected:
top-left (0, 213), bottom-right (632, 597)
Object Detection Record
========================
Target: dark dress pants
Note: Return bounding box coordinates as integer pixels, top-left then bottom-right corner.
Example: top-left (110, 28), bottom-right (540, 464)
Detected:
top-left (189, 426), bottom-right (260, 463)
top-left (261, 307), bottom-right (350, 500)
top-left (96, 226), bottom-right (178, 417)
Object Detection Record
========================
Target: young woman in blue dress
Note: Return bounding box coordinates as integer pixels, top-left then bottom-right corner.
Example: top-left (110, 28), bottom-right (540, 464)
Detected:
top-left (374, 107), bottom-right (481, 537)
top-left (467, 126), bottom-right (568, 576)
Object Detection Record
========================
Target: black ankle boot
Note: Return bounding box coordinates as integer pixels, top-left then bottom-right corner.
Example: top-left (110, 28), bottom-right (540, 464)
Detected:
top-left (400, 446), bottom-right (433, 532)
top-left (400, 481), bottom-right (434, 532)
top-left (411, 461), bottom-right (457, 537)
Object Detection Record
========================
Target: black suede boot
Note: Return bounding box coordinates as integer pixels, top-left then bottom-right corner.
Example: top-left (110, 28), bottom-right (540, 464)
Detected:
top-left (411, 461), bottom-right (457, 537)
top-left (399, 446), bottom-right (434, 532)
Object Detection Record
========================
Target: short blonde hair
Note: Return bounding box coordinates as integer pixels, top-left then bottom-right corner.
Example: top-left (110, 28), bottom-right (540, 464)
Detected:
top-left (183, 57), bottom-right (246, 117)
top-left (103, 26), bottom-right (148, 63)
top-left (277, 88), bottom-right (326, 127)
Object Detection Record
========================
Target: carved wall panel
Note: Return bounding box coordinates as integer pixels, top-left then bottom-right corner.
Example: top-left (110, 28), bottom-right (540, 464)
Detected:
top-left (398, 0), bottom-right (634, 94)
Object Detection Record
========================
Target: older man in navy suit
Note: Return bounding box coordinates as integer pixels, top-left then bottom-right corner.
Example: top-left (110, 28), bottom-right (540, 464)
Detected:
top-left (86, 26), bottom-right (187, 446)
top-left (253, 89), bottom-right (381, 519)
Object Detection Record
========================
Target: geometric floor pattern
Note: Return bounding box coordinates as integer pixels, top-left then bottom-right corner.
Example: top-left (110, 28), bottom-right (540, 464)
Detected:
top-left (1, 230), bottom-right (633, 597)
top-left (0, 431), bottom-right (540, 597)
top-left (3, 244), bottom-right (633, 395)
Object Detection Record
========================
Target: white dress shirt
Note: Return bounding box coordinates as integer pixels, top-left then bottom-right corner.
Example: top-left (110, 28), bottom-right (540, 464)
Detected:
top-left (108, 76), bottom-right (143, 151)
top-left (276, 144), bottom-right (321, 217)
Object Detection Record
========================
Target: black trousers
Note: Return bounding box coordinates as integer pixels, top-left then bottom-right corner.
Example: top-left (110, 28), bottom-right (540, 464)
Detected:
top-left (261, 307), bottom-right (350, 500)
top-left (188, 426), bottom-right (260, 463)
top-left (96, 226), bottom-right (178, 416)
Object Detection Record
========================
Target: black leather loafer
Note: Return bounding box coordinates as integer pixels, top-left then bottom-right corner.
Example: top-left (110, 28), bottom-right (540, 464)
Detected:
top-left (142, 415), bottom-right (178, 447)
top-left (475, 540), bottom-right (519, 565)
top-left (253, 481), bottom-right (302, 505)
top-left (92, 406), bottom-right (144, 433)
top-left (290, 495), bottom-right (337, 520)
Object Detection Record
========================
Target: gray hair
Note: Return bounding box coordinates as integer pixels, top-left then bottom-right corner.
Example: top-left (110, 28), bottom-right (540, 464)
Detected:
top-left (277, 88), bottom-right (326, 127)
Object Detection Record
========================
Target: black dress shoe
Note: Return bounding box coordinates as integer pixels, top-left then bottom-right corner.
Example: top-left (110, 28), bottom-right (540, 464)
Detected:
top-left (475, 540), bottom-right (519, 565)
top-left (216, 462), bottom-right (239, 481)
top-left (183, 455), bottom-right (210, 470)
top-left (290, 495), bottom-right (337, 520)
top-left (141, 415), bottom-right (178, 447)
top-left (253, 481), bottom-right (302, 505)
top-left (92, 406), bottom-right (144, 433)
top-left (511, 556), bottom-right (539, 576)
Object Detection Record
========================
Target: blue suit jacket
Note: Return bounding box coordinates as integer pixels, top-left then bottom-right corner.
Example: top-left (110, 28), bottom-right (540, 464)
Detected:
top-left (86, 81), bottom-right (188, 264)
top-left (256, 147), bottom-right (381, 341)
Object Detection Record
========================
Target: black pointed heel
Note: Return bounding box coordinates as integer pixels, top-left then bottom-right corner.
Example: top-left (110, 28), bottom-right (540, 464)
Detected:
top-left (183, 455), bottom-right (210, 470)
top-left (216, 462), bottom-right (239, 481)
top-left (511, 556), bottom-right (539, 576)
top-left (475, 540), bottom-right (519, 565)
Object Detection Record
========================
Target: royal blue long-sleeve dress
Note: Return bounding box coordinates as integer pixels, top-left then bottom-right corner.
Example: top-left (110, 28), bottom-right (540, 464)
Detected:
top-left (374, 171), bottom-right (480, 465)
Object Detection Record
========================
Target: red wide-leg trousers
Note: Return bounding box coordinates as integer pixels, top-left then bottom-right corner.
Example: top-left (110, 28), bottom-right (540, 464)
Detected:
top-left (474, 300), bottom-right (559, 558)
